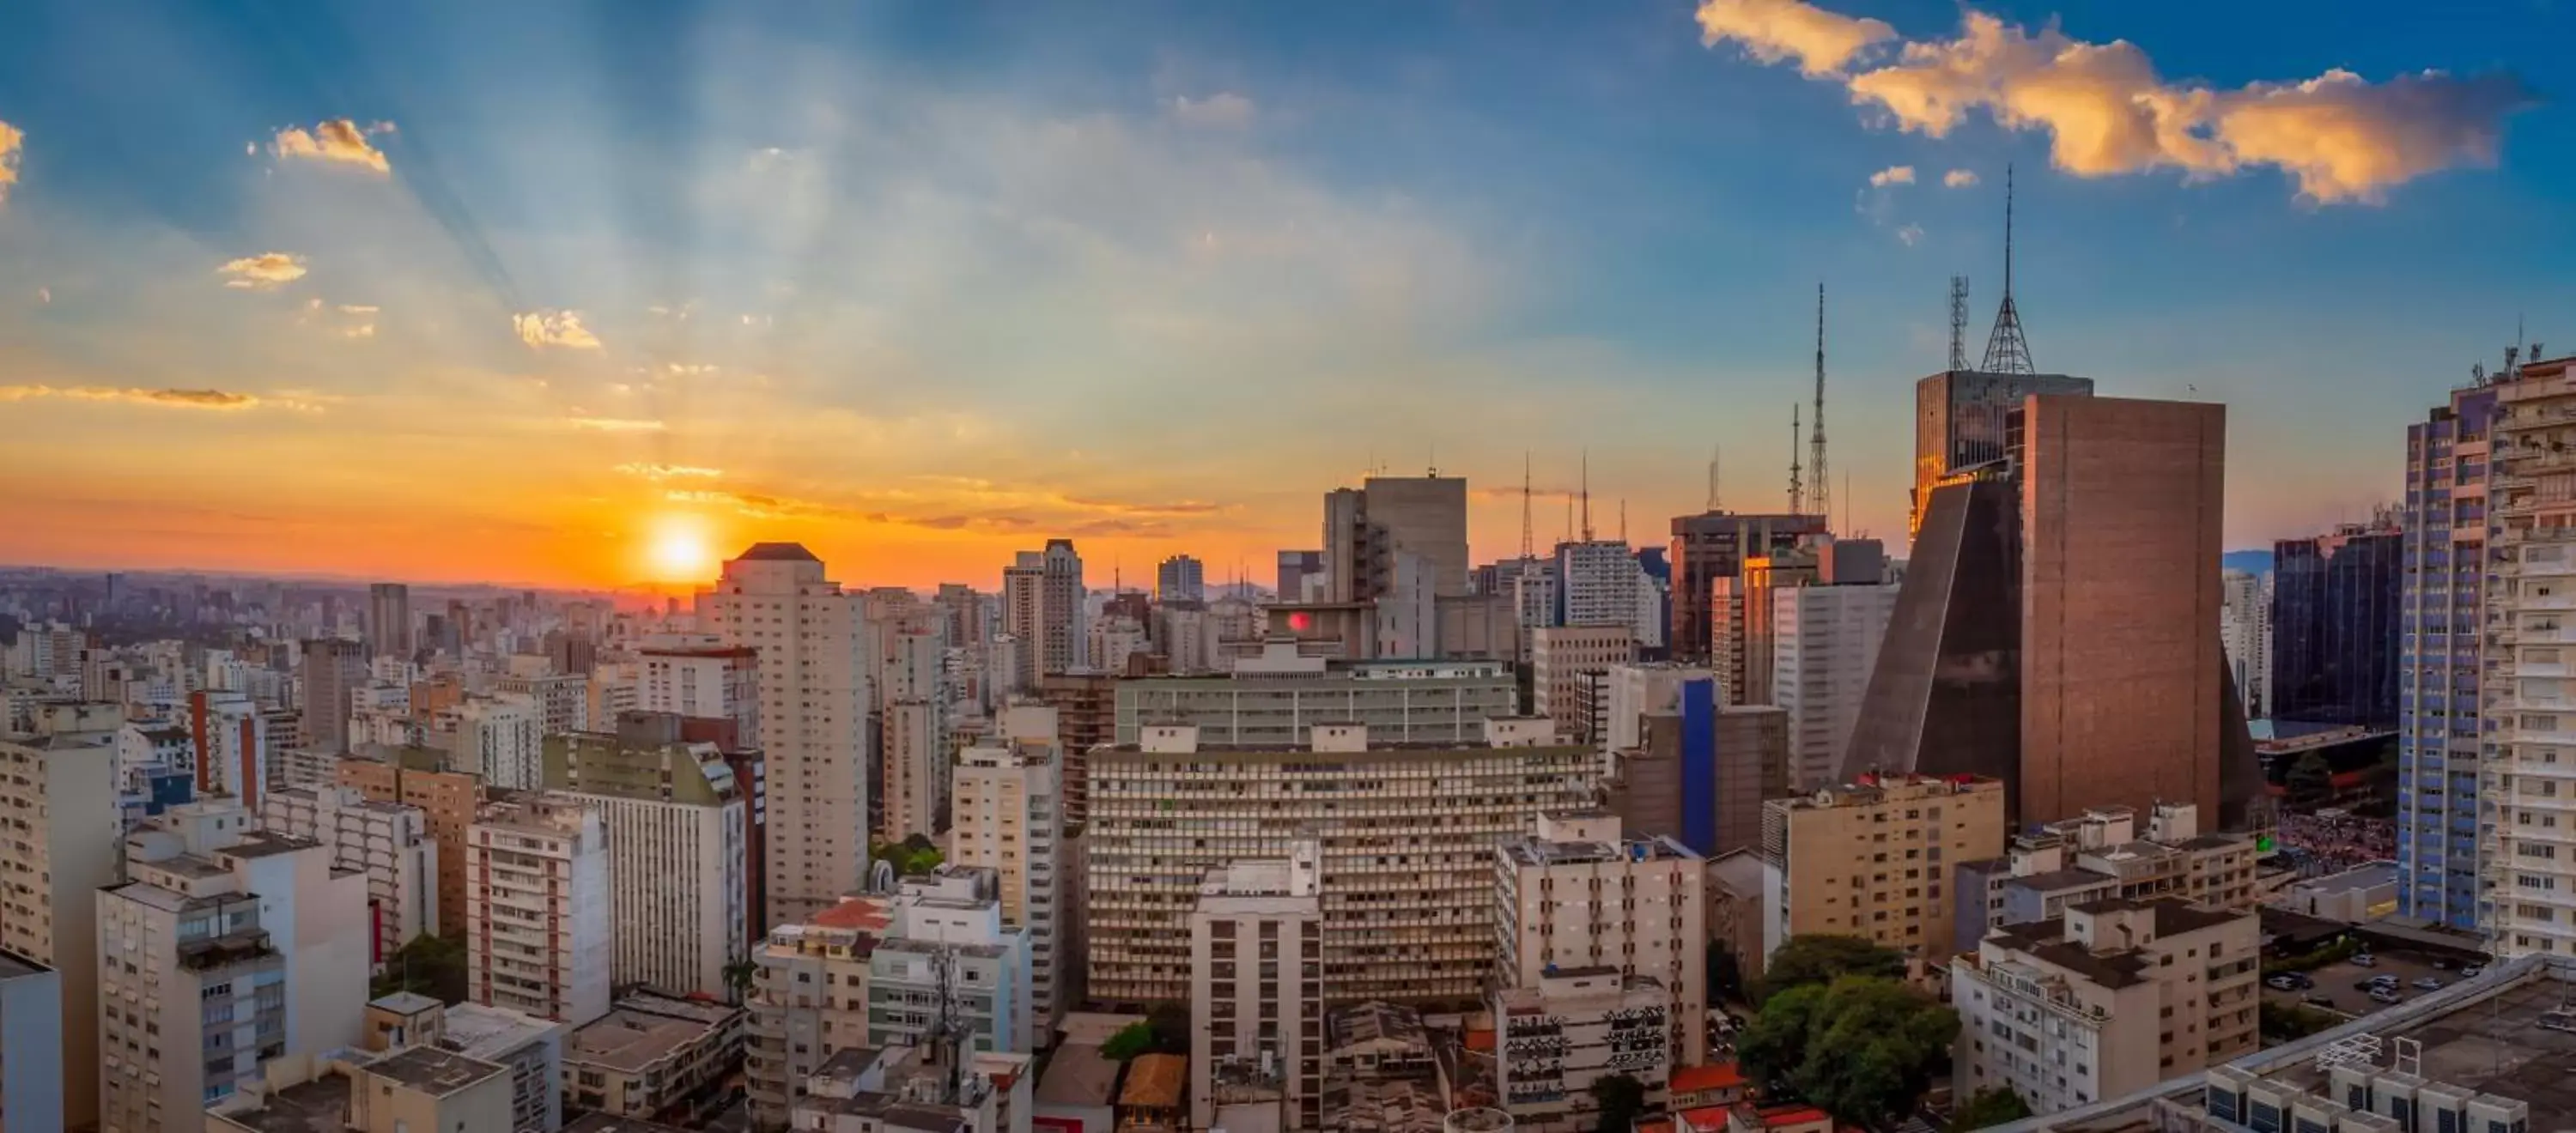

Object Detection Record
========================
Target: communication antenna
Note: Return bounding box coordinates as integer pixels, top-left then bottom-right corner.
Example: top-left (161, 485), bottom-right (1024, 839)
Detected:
top-left (1619, 498), bottom-right (1627, 544)
top-left (1580, 450), bottom-right (1593, 542)
top-left (1811, 282), bottom-right (1831, 524)
top-left (1980, 165), bottom-right (2035, 374)
top-left (1948, 276), bottom-right (1971, 372)
top-left (1706, 444), bottom-right (1723, 512)
top-left (1520, 451), bottom-right (1536, 560)
top-left (1788, 403), bottom-right (1804, 514)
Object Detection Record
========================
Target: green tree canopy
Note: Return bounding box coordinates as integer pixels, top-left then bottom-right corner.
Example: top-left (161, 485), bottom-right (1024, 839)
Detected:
top-left (1945, 1087), bottom-right (2034, 1133)
top-left (1100, 1021), bottom-right (1160, 1061)
top-left (1756, 934), bottom-right (1908, 1003)
top-left (1590, 1073), bottom-right (1649, 1133)
top-left (872, 839), bottom-right (945, 877)
top-left (1741, 974), bottom-right (1959, 1132)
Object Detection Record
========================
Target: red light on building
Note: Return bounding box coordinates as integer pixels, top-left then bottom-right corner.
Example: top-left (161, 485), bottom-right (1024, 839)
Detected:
top-left (1287, 612), bottom-right (1313, 632)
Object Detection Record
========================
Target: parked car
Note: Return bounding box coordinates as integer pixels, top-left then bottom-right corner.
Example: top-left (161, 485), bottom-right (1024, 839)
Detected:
top-left (2369, 988), bottom-right (2403, 1005)
top-left (2352, 954), bottom-right (2378, 967)
top-left (2412, 977), bottom-right (2443, 991)
top-left (2432, 959), bottom-right (2451, 971)
top-left (2266, 975), bottom-right (2302, 991)
top-left (2461, 963), bottom-right (2484, 978)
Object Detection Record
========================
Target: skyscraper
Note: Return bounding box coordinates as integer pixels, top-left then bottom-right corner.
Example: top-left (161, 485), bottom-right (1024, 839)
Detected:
top-left (2219, 571), bottom-right (2273, 721)
top-left (2480, 351), bottom-right (2576, 957)
top-left (1325, 476), bottom-right (1470, 602)
top-left (1910, 369), bottom-right (2097, 536)
top-left (1001, 559), bottom-right (1043, 693)
top-left (1156, 554), bottom-right (1206, 603)
top-left (368, 581), bottom-right (413, 661)
top-left (2269, 520), bottom-right (2403, 730)
top-left (2397, 381), bottom-right (2496, 930)
top-left (1666, 511), bottom-right (1828, 667)
top-left (698, 542), bottom-right (876, 927)
top-left (301, 636), bottom-right (368, 754)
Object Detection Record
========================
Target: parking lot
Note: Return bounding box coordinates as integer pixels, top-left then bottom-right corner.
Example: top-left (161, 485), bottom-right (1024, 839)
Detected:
top-left (2262, 950), bottom-right (2480, 1018)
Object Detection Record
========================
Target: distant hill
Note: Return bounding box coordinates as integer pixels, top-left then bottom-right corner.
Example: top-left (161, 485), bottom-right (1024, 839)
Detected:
top-left (2222, 549), bottom-right (2275, 576)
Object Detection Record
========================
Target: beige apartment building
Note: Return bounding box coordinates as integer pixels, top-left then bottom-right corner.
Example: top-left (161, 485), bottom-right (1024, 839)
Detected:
top-left (745, 895), bottom-right (888, 1125)
top-left (467, 795), bottom-right (612, 1026)
top-left (258, 784), bottom-right (440, 967)
top-left (1493, 968), bottom-right (1673, 1133)
top-left (1085, 718), bottom-right (1594, 1009)
top-left (2485, 352), bottom-right (2576, 957)
top-left (563, 992), bottom-right (746, 1123)
top-left (1759, 773), bottom-right (2007, 966)
top-left (0, 702), bottom-right (121, 1129)
top-left (1188, 849), bottom-right (1326, 1133)
top-left (951, 735), bottom-right (1069, 1031)
top-left (1949, 897), bottom-right (2259, 1114)
top-left (1531, 625), bottom-right (1635, 742)
top-left (339, 749), bottom-right (484, 936)
top-left (1495, 812), bottom-right (1708, 1064)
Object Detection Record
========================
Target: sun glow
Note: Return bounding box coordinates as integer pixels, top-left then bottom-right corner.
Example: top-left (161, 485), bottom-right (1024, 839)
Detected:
top-left (644, 515), bottom-right (717, 584)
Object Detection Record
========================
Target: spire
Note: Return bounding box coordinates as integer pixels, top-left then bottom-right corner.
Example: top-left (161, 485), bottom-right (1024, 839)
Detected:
top-left (1810, 282), bottom-right (1830, 524)
top-left (1981, 165), bottom-right (2034, 374)
top-left (1948, 275), bottom-right (1971, 372)
top-left (1520, 451), bottom-right (1536, 560)
top-left (1788, 403), bottom-right (1804, 514)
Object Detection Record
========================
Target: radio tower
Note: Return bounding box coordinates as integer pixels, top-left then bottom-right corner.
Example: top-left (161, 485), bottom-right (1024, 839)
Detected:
top-left (1579, 450), bottom-right (1594, 542)
top-left (1948, 276), bottom-right (1971, 372)
top-left (1520, 452), bottom-right (1536, 560)
top-left (1787, 403), bottom-right (1803, 514)
top-left (1705, 444), bottom-right (1722, 512)
top-left (1980, 165), bottom-right (2035, 374)
top-left (1808, 283), bottom-right (1830, 523)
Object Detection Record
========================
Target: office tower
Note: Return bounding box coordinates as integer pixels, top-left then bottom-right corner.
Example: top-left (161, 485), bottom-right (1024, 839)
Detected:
top-left (1709, 704), bottom-right (1789, 857)
top-left (1325, 476), bottom-right (1471, 603)
top-left (879, 699), bottom-right (941, 842)
top-left (1710, 547), bottom-right (1814, 705)
top-left (2269, 520), bottom-right (2403, 730)
top-left (1156, 554), bottom-right (1206, 603)
top-left (544, 715), bottom-right (749, 1001)
top-left (301, 637), bottom-right (368, 754)
top-left (190, 688), bottom-right (271, 807)
top-left (1910, 369), bottom-right (2097, 536)
top-left (1531, 625), bottom-right (1635, 742)
top-left (1031, 539), bottom-right (1088, 674)
top-left (1555, 539), bottom-right (1641, 627)
top-left (746, 897), bottom-right (883, 1124)
top-left (2397, 381), bottom-right (2497, 930)
top-left (467, 795), bottom-right (612, 1025)
top-left (0, 704), bottom-right (119, 1129)
top-left (1667, 511), bottom-right (1830, 666)
top-left (499, 665), bottom-right (592, 736)
top-left (1773, 576), bottom-right (1902, 790)
top-left (100, 797), bottom-right (372, 1127)
top-left (368, 582), bottom-right (414, 660)
top-left (1850, 395), bottom-right (2255, 827)
top-left (1115, 641), bottom-right (1516, 746)
top-left (453, 694), bottom-right (545, 789)
top-left (562, 993), bottom-right (746, 1122)
top-left (1084, 718), bottom-right (1592, 1008)
top-left (258, 785), bottom-right (440, 970)
top-left (1493, 970), bottom-right (1672, 1133)
top-left (1759, 774), bottom-right (2007, 966)
top-left (1495, 813), bottom-right (1707, 1064)
top-left (2483, 352), bottom-right (2576, 957)
top-left (1277, 549), bottom-right (1325, 603)
top-left (0, 952), bottom-right (62, 1133)
top-left (698, 542), bottom-right (876, 926)
top-left (1034, 674), bottom-right (1115, 821)
top-left (637, 636), bottom-right (762, 747)
top-left (1951, 801), bottom-right (2258, 952)
top-left (1188, 849), bottom-right (1324, 1133)
top-left (1001, 564), bottom-right (1044, 693)
top-left (951, 737), bottom-right (1068, 1033)
top-left (1598, 662), bottom-right (1712, 754)
top-left (1948, 898), bottom-right (2257, 1114)
top-left (2219, 571), bottom-right (2272, 721)
top-left (337, 753), bottom-right (483, 936)
top-left (866, 867), bottom-right (1031, 1054)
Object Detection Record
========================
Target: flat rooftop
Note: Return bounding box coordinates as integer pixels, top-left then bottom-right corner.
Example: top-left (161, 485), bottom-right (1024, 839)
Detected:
top-left (568, 1000), bottom-right (732, 1073)
top-left (562, 1115), bottom-right (698, 1133)
top-left (1035, 1041), bottom-right (1122, 1107)
top-left (2250, 966), bottom-right (2576, 1130)
top-left (370, 1045), bottom-right (509, 1095)
top-left (0, 949), bottom-right (53, 980)
top-left (2300, 862), bottom-right (2400, 894)
top-left (213, 1069), bottom-right (354, 1133)
top-left (440, 1001), bottom-right (564, 1057)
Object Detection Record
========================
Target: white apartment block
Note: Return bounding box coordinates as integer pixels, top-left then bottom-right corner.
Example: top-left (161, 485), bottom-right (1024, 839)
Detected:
top-left (258, 785), bottom-right (440, 967)
top-left (1949, 897), bottom-right (2260, 1114)
top-left (1599, 663), bottom-right (1714, 755)
top-left (1531, 625), bottom-right (1635, 742)
top-left (434, 1000), bottom-right (569, 1133)
top-left (1771, 582), bottom-right (1902, 791)
top-left (951, 739), bottom-right (1068, 1033)
top-left (549, 727), bottom-right (750, 1002)
top-left (1088, 615), bottom-right (1146, 675)
top-left (1113, 645), bottom-right (1517, 748)
top-left (1085, 718), bottom-right (1594, 1008)
top-left (1, 702), bottom-right (123, 1130)
top-left (1495, 812), bottom-right (1708, 1064)
top-left (1494, 969), bottom-right (1672, 1133)
top-left (190, 689), bottom-right (271, 807)
top-left (639, 637), bottom-right (762, 745)
top-left (1556, 540), bottom-right (1640, 628)
top-left (99, 797), bottom-right (372, 1132)
top-left (5, 621), bottom-right (84, 680)
top-left (499, 670), bottom-right (592, 736)
top-left (747, 896), bottom-right (885, 1126)
top-left (2218, 570), bottom-right (2272, 721)
top-left (880, 699), bottom-right (942, 844)
top-left (467, 796), bottom-right (612, 1026)
top-left (2484, 356), bottom-right (2576, 956)
top-left (451, 694), bottom-right (544, 790)
top-left (865, 868), bottom-right (1031, 1056)
top-left (0, 952), bottom-right (62, 1133)
top-left (563, 993), bottom-right (746, 1120)
top-left (699, 542), bottom-right (878, 928)
top-left (1188, 850), bottom-right (1325, 1133)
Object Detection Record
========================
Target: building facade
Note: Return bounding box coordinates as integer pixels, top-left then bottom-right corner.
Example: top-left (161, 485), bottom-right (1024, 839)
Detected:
top-left (544, 717), bottom-right (749, 1001)
top-left (1667, 512), bottom-right (1828, 667)
top-left (0, 951), bottom-right (63, 1133)
top-left (1532, 625), bottom-right (1635, 743)
top-left (1772, 581), bottom-right (1901, 791)
top-left (1495, 812), bottom-right (1708, 1064)
top-left (2219, 570), bottom-right (2273, 722)
top-left (1188, 851), bottom-right (1325, 1133)
top-left (2398, 380), bottom-right (2498, 930)
top-left (746, 897), bottom-right (886, 1126)
top-left (950, 738), bottom-right (1068, 1033)
top-left (1494, 970), bottom-right (1672, 1133)
top-left (0, 704), bottom-right (121, 1129)
top-left (467, 796), bottom-right (613, 1026)
top-left (1759, 774), bottom-right (2007, 966)
top-left (2269, 521), bottom-right (2403, 730)
top-left (258, 785), bottom-right (439, 970)
top-left (337, 754), bottom-right (483, 937)
top-left (2482, 353), bottom-right (2576, 956)
top-left (1114, 646), bottom-right (1517, 748)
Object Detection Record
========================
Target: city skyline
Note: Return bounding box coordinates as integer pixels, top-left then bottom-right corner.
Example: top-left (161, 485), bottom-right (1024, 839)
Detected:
top-left (2, 0), bottom-right (2567, 589)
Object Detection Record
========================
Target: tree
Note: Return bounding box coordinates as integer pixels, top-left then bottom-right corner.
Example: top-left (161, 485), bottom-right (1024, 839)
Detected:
top-left (1756, 935), bottom-right (1907, 1004)
top-left (872, 838), bottom-right (945, 877)
top-left (1100, 1021), bottom-right (1160, 1061)
top-left (1100, 1005), bottom-right (1194, 1061)
top-left (723, 958), bottom-right (758, 1003)
top-left (2287, 753), bottom-right (2335, 807)
top-left (1946, 1087), bottom-right (2034, 1133)
top-left (1740, 975), bottom-right (1959, 1133)
top-left (1590, 1073), bottom-right (1649, 1133)
top-left (371, 934), bottom-right (470, 1005)
top-left (1737, 983), bottom-right (1827, 1088)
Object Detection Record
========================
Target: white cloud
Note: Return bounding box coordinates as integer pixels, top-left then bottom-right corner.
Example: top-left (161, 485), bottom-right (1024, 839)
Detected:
top-left (513, 309), bottom-right (604, 350)
top-left (0, 119), bottom-right (22, 205)
top-left (1897, 223), bottom-right (1924, 245)
top-left (270, 119), bottom-right (393, 174)
top-left (217, 252), bottom-right (309, 290)
top-left (566, 416), bottom-right (664, 432)
top-left (1695, 0), bottom-right (1895, 77)
top-left (1170, 93), bottom-right (1255, 128)
top-left (1868, 164), bottom-right (1916, 186)
top-left (1944, 168), bottom-right (1979, 187)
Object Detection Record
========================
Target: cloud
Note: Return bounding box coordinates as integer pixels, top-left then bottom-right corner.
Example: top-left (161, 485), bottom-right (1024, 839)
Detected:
top-left (1695, 0), bottom-right (1896, 77)
top-left (298, 298), bottom-right (377, 338)
top-left (1868, 165), bottom-right (1916, 186)
top-left (0, 119), bottom-right (21, 205)
top-left (513, 309), bottom-right (604, 350)
top-left (0, 385), bottom-right (302, 410)
top-left (1170, 93), bottom-right (1255, 128)
top-left (1700, 1), bottom-right (2533, 203)
top-left (269, 119), bottom-right (393, 174)
top-left (1944, 168), bottom-right (1980, 187)
top-left (566, 416), bottom-right (665, 432)
top-left (1897, 223), bottom-right (1924, 245)
top-left (616, 463), bottom-right (724, 480)
top-left (217, 252), bottom-right (308, 290)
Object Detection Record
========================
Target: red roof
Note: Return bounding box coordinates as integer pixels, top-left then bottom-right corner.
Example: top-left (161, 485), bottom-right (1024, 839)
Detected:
top-left (1464, 1028), bottom-right (1496, 1051)
top-left (1677, 1105), bottom-right (1735, 1131)
top-left (1758, 1106), bottom-right (1831, 1128)
top-left (1671, 1063), bottom-right (1747, 1094)
top-left (810, 897), bottom-right (892, 931)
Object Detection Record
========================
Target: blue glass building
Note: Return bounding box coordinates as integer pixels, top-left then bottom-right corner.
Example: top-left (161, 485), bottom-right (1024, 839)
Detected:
top-left (2398, 384), bottom-right (2495, 929)
top-left (2270, 524), bottom-right (2403, 731)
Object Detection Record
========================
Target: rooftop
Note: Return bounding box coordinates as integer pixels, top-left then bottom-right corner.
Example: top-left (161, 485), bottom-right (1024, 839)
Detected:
top-left (567, 997), bottom-right (738, 1073)
top-left (2297, 861), bottom-right (2401, 894)
top-left (735, 542), bottom-right (820, 562)
top-left (1034, 1041), bottom-right (1122, 1107)
top-left (1504, 833), bottom-right (1700, 868)
top-left (1671, 1063), bottom-right (1748, 1094)
top-left (440, 1001), bottom-right (565, 1058)
top-left (213, 1068), bottom-right (354, 1133)
top-left (0, 948), bottom-right (54, 980)
top-left (1119, 1052), bottom-right (1186, 1108)
top-left (2008, 867), bottom-right (2121, 894)
top-left (562, 1114), bottom-right (699, 1133)
top-left (370, 1045), bottom-right (510, 1095)
top-left (368, 991), bottom-right (441, 1016)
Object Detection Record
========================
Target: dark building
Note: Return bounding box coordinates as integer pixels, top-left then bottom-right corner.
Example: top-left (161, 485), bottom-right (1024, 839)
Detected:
top-left (1667, 512), bottom-right (1827, 665)
top-left (2269, 522), bottom-right (2403, 730)
top-left (1911, 369), bottom-right (2097, 536)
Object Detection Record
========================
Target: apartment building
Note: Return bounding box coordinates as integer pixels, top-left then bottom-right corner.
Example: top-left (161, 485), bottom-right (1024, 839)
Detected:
top-left (258, 784), bottom-right (440, 968)
top-left (1759, 774), bottom-right (2008, 966)
top-left (338, 750), bottom-right (483, 937)
top-left (951, 736), bottom-right (1069, 1032)
top-left (564, 993), bottom-right (746, 1124)
top-left (697, 542), bottom-right (877, 927)
top-left (880, 699), bottom-right (941, 843)
top-left (1532, 625), bottom-right (1636, 743)
top-left (0, 701), bottom-right (123, 1128)
top-left (746, 895), bottom-right (888, 1126)
top-left (205, 1046), bottom-right (513, 1133)
top-left (1188, 849), bottom-right (1326, 1133)
top-left (451, 694), bottom-right (545, 790)
top-left (467, 795), bottom-right (611, 1026)
top-left (1084, 718), bottom-right (1595, 1008)
top-left (2397, 380), bottom-right (2494, 930)
top-left (1949, 897), bottom-right (2260, 1114)
top-left (1114, 643), bottom-right (1517, 748)
top-left (1772, 580), bottom-right (1902, 791)
top-left (500, 670), bottom-right (592, 736)
top-left (1494, 969), bottom-right (1673, 1133)
top-left (544, 716), bottom-right (749, 1001)
top-left (637, 637), bottom-right (762, 747)
top-left (1952, 802), bottom-right (2260, 952)
top-left (359, 995), bottom-right (568, 1133)
top-left (0, 951), bottom-right (63, 1133)
top-left (866, 867), bottom-right (1030, 1056)
top-left (2482, 353), bottom-right (2576, 956)
top-left (1495, 812), bottom-right (1708, 1064)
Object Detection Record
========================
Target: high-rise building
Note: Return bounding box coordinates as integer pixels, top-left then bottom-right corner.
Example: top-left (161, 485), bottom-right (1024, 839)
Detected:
top-left (544, 715), bottom-right (749, 1001)
top-left (2482, 352), bottom-right (2576, 957)
top-left (1495, 812), bottom-right (1707, 1065)
top-left (1773, 577), bottom-right (1902, 791)
top-left (697, 542), bottom-right (876, 926)
top-left (745, 897), bottom-right (886, 1125)
top-left (1156, 554), bottom-right (1206, 603)
top-left (499, 668), bottom-right (592, 736)
top-left (2397, 380), bottom-right (2497, 930)
top-left (1327, 476), bottom-right (1471, 603)
top-left (301, 637), bottom-right (368, 754)
top-left (2219, 570), bottom-right (2272, 722)
top-left (1602, 677), bottom-right (1786, 858)
top-left (1667, 512), bottom-right (1828, 667)
top-left (878, 699), bottom-right (942, 843)
top-left (1759, 774), bottom-right (2007, 966)
top-left (1115, 643), bottom-right (1516, 748)
top-left (467, 795), bottom-right (613, 1026)
top-left (1277, 549), bottom-right (1325, 603)
top-left (1555, 540), bottom-right (1642, 627)
top-left (637, 636), bottom-right (762, 748)
top-left (1084, 718), bottom-right (1592, 1009)
top-left (1038, 540), bottom-right (1087, 675)
top-left (337, 751), bottom-right (483, 937)
top-left (1001, 566), bottom-right (1044, 694)
top-left (258, 784), bottom-right (440, 971)
top-left (1188, 849), bottom-right (1324, 1133)
top-left (0, 951), bottom-right (62, 1133)
top-left (1531, 625), bottom-right (1634, 742)
top-left (0, 703), bottom-right (120, 1130)
top-left (951, 736), bottom-right (1068, 1033)
top-left (1910, 368), bottom-right (2097, 536)
top-left (1493, 970), bottom-right (1673, 1133)
top-left (368, 582), bottom-right (414, 661)
top-left (452, 694), bottom-right (544, 790)
top-left (2269, 521), bottom-right (2403, 730)
top-left (190, 688), bottom-right (271, 809)
top-left (1034, 674), bottom-right (1115, 822)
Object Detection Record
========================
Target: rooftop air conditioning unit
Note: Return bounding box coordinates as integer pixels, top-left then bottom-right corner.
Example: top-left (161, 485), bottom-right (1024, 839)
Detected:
top-left (2330, 1064), bottom-right (2375, 1114)
top-left (2369, 1070), bottom-right (2426, 1133)
top-left (2464, 1094), bottom-right (2528, 1133)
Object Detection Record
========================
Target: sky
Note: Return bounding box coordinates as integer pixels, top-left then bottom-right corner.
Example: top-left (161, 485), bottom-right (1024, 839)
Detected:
top-left (0, 0), bottom-right (2567, 591)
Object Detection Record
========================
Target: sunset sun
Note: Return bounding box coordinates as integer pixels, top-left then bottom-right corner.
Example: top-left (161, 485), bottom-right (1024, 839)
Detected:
top-left (644, 516), bottom-right (716, 584)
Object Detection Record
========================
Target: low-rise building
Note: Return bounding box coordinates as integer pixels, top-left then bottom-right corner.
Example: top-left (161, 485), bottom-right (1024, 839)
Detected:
top-left (204, 1046), bottom-right (513, 1133)
top-left (747, 896), bottom-right (890, 1127)
top-left (564, 993), bottom-right (747, 1125)
top-left (791, 1042), bottom-right (1038, 1133)
top-left (1951, 803), bottom-right (2261, 953)
top-left (360, 993), bottom-right (567, 1133)
top-left (1494, 968), bottom-right (1673, 1133)
top-left (1497, 812), bottom-right (1708, 1063)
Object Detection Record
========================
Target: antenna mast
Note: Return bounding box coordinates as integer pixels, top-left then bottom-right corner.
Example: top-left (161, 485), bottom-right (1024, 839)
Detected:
top-left (1981, 165), bottom-right (2035, 374)
top-left (1706, 444), bottom-right (1722, 512)
top-left (1579, 451), bottom-right (1593, 542)
top-left (1810, 282), bottom-right (1830, 523)
top-left (1788, 403), bottom-right (1804, 514)
top-left (1520, 451), bottom-right (1536, 560)
top-left (1948, 276), bottom-right (1971, 372)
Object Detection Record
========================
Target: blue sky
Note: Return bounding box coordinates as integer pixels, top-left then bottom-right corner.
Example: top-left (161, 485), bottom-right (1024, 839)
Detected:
top-left (0, 0), bottom-right (2565, 585)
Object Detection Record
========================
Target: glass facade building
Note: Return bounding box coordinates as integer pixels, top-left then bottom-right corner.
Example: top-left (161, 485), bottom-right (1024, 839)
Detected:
top-left (2397, 384), bottom-right (2495, 930)
top-left (2269, 524), bottom-right (2403, 730)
